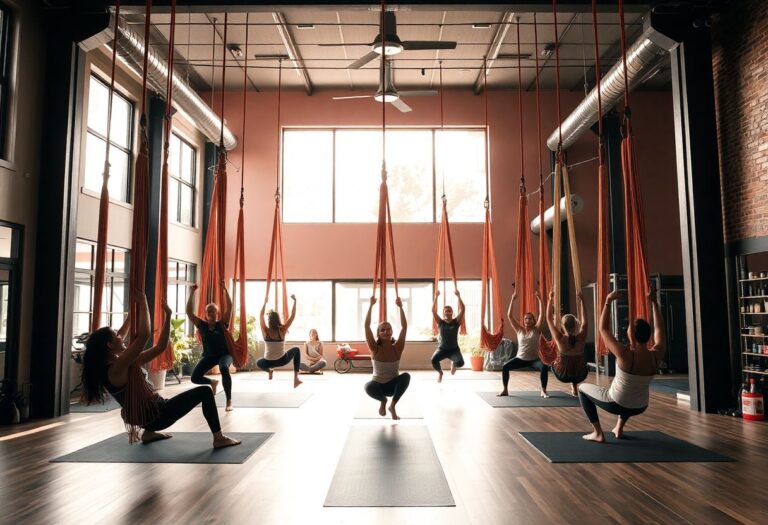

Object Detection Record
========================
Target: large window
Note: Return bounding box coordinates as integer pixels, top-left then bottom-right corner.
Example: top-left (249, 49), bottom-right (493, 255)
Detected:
top-left (282, 129), bottom-right (485, 224)
top-left (84, 75), bottom-right (134, 202)
top-left (0, 5), bottom-right (13, 156)
top-left (169, 133), bottom-right (197, 226)
top-left (168, 259), bottom-right (196, 334)
top-left (72, 240), bottom-right (130, 336)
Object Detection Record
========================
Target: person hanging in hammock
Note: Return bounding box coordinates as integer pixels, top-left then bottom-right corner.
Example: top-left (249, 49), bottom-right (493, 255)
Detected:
top-left (257, 295), bottom-right (302, 388)
top-left (81, 293), bottom-right (241, 448)
top-left (545, 290), bottom-right (589, 396)
top-left (364, 296), bottom-right (410, 420)
top-left (579, 288), bottom-right (666, 442)
top-left (187, 281), bottom-right (236, 412)
top-left (430, 290), bottom-right (466, 383)
top-left (498, 285), bottom-right (549, 398)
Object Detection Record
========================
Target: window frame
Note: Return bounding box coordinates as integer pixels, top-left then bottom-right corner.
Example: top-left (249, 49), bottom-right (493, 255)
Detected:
top-left (281, 127), bottom-right (486, 225)
top-left (167, 258), bottom-right (197, 335)
top-left (84, 73), bottom-right (135, 204)
top-left (169, 132), bottom-right (197, 227)
top-left (0, 3), bottom-right (13, 158)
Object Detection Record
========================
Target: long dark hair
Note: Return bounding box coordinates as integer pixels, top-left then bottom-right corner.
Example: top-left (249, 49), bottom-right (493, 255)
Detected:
top-left (80, 327), bottom-right (112, 404)
top-left (267, 310), bottom-right (281, 331)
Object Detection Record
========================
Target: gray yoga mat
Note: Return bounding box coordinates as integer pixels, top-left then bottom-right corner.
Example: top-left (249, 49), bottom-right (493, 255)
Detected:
top-left (519, 431), bottom-right (734, 463)
top-left (650, 379), bottom-right (690, 394)
top-left (215, 391), bottom-right (312, 408)
top-left (478, 391), bottom-right (581, 407)
top-left (324, 426), bottom-right (454, 507)
top-left (51, 432), bottom-right (272, 464)
top-left (354, 401), bottom-right (423, 419)
top-left (69, 396), bottom-right (121, 413)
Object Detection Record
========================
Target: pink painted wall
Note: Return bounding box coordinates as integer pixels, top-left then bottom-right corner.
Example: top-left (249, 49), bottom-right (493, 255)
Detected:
top-left (214, 88), bottom-right (681, 318)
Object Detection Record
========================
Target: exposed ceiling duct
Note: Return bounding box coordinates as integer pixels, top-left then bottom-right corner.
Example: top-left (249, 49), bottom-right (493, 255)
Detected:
top-left (546, 14), bottom-right (678, 151)
top-left (80, 14), bottom-right (237, 151)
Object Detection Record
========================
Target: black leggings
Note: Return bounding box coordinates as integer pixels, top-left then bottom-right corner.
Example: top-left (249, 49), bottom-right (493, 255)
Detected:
top-left (144, 386), bottom-right (221, 434)
top-left (256, 347), bottom-right (301, 373)
top-left (192, 354), bottom-right (233, 401)
top-left (364, 373), bottom-right (411, 404)
top-left (431, 347), bottom-right (464, 372)
top-left (501, 357), bottom-right (549, 390)
top-left (578, 387), bottom-right (647, 424)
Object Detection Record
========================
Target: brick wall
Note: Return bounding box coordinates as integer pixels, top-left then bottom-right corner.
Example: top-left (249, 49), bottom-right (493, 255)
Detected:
top-left (712, 0), bottom-right (768, 242)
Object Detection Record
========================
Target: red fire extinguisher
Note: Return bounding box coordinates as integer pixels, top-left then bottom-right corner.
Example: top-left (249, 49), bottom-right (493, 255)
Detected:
top-left (742, 379), bottom-right (765, 421)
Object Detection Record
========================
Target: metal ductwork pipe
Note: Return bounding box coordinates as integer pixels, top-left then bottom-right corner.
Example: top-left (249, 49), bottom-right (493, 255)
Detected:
top-left (546, 15), bottom-right (678, 151)
top-left (80, 14), bottom-right (237, 151)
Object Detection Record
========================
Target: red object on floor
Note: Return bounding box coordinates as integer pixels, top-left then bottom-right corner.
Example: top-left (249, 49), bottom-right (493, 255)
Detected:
top-left (742, 392), bottom-right (764, 421)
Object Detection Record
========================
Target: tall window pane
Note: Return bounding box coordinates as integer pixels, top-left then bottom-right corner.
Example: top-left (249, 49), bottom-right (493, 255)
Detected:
top-left (385, 131), bottom-right (433, 222)
top-left (169, 133), bottom-right (196, 227)
top-left (334, 130), bottom-right (381, 222)
top-left (437, 280), bottom-right (483, 336)
top-left (282, 130), bottom-right (333, 223)
top-left (436, 130), bottom-right (486, 222)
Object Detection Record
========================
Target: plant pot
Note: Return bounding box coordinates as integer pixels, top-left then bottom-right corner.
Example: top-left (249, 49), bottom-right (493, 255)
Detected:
top-left (147, 369), bottom-right (167, 391)
top-left (470, 355), bottom-right (485, 372)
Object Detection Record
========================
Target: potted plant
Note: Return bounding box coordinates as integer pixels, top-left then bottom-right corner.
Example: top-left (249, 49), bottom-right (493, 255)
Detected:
top-left (233, 314), bottom-right (261, 371)
top-left (457, 333), bottom-right (485, 372)
top-left (170, 317), bottom-right (199, 377)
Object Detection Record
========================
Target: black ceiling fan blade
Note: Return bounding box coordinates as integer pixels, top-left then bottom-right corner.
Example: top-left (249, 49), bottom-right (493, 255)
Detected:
top-left (401, 41), bottom-right (457, 51)
top-left (348, 51), bottom-right (379, 69)
top-left (317, 42), bottom-right (374, 47)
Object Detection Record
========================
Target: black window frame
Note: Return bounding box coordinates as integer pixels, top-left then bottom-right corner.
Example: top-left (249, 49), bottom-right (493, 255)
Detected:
top-left (167, 258), bottom-right (196, 335)
top-left (0, 4), bottom-right (14, 157)
top-left (169, 132), bottom-right (197, 227)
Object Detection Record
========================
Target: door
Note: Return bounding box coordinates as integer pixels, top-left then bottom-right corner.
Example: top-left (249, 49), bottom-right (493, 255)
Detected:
top-left (0, 222), bottom-right (22, 383)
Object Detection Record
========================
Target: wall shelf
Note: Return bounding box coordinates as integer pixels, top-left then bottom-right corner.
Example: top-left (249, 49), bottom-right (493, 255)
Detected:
top-left (743, 369), bottom-right (768, 376)
top-left (743, 352), bottom-right (768, 357)
top-left (738, 257), bottom-right (768, 393)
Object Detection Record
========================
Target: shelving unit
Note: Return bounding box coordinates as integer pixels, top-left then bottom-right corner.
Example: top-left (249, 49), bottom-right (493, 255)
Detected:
top-left (736, 256), bottom-right (768, 393)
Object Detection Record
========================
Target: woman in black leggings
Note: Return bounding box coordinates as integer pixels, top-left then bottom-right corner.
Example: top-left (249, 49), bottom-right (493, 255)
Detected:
top-left (81, 293), bottom-right (240, 448)
top-left (430, 289), bottom-right (465, 382)
top-left (187, 281), bottom-right (235, 411)
top-left (257, 295), bottom-right (303, 389)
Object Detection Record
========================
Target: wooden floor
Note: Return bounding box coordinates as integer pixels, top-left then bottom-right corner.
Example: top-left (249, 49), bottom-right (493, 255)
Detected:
top-left (1, 370), bottom-right (766, 525)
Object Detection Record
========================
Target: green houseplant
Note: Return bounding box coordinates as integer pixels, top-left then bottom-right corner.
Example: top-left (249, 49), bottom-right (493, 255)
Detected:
top-left (170, 317), bottom-right (199, 376)
top-left (458, 333), bottom-right (485, 371)
top-left (232, 315), bottom-right (261, 371)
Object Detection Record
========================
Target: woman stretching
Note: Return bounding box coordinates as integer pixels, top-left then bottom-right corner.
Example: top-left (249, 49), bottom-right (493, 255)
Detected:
top-left (498, 286), bottom-right (549, 397)
top-left (579, 289), bottom-right (665, 442)
top-left (300, 329), bottom-right (327, 374)
top-left (81, 294), bottom-right (240, 448)
top-left (546, 291), bottom-right (589, 396)
top-left (187, 281), bottom-right (235, 411)
top-left (431, 290), bottom-right (466, 382)
top-left (364, 296), bottom-right (410, 420)
top-left (257, 295), bottom-right (302, 388)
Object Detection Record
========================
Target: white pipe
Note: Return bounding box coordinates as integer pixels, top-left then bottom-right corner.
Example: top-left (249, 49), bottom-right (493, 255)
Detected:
top-left (530, 195), bottom-right (584, 234)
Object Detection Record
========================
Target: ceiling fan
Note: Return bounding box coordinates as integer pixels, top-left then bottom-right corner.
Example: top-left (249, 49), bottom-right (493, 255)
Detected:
top-left (323, 11), bottom-right (457, 69)
top-left (332, 59), bottom-right (437, 113)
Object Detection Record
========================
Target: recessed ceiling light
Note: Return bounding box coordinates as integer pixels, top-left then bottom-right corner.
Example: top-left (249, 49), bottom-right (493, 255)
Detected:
top-left (296, 24), bottom-right (315, 29)
top-left (472, 23), bottom-right (491, 29)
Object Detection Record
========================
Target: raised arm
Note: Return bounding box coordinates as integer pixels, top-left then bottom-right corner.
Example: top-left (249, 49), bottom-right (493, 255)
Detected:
top-left (220, 281), bottom-right (233, 328)
top-left (186, 284), bottom-right (203, 329)
top-left (599, 291), bottom-right (628, 358)
top-left (395, 297), bottom-right (408, 353)
top-left (364, 296), bottom-right (377, 352)
top-left (576, 292), bottom-right (588, 336)
top-left (455, 290), bottom-right (466, 325)
top-left (649, 288), bottom-right (666, 358)
top-left (432, 291), bottom-right (442, 325)
top-left (507, 286), bottom-right (523, 332)
top-left (141, 302), bottom-right (172, 364)
top-left (280, 295), bottom-right (297, 336)
top-left (545, 291), bottom-right (561, 338)
top-left (259, 302), bottom-right (268, 338)
top-left (110, 294), bottom-right (152, 381)
top-left (117, 312), bottom-right (131, 340)
top-left (534, 291), bottom-right (546, 331)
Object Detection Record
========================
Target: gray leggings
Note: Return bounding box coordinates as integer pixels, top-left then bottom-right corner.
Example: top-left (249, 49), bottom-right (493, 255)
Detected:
top-left (300, 358), bottom-right (327, 373)
top-left (578, 383), bottom-right (647, 424)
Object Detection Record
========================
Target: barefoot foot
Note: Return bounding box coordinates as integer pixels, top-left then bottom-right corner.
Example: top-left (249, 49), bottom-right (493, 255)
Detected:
top-left (450, 362), bottom-right (457, 375)
top-left (213, 434), bottom-right (242, 449)
top-left (611, 426), bottom-right (625, 439)
top-left (378, 401), bottom-right (387, 417)
top-left (225, 400), bottom-right (234, 412)
top-left (437, 371), bottom-right (443, 383)
top-left (497, 390), bottom-right (508, 397)
top-left (209, 379), bottom-right (219, 396)
top-left (142, 431), bottom-right (172, 444)
top-left (294, 376), bottom-right (303, 389)
top-left (540, 390), bottom-right (550, 399)
top-left (571, 385), bottom-right (579, 397)
top-left (388, 405), bottom-right (400, 420)
top-left (268, 369), bottom-right (274, 380)
top-left (582, 431), bottom-right (605, 443)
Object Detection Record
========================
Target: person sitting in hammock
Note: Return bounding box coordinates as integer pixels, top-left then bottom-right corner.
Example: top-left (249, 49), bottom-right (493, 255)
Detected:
top-left (498, 286), bottom-right (549, 398)
top-left (364, 296), bottom-right (410, 420)
top-left (545, 290), bottom-right (589, 396)
top-left (187, 281), bottom-right (236, 412)
top-left (257, 295), bottom-right (302, 388)
top-left (81, 293), bottom-right (240, 448)
top-left (430, 289), bottom-right (466, 382)
top-left (300, 328), bottom-right (327, 374)
top-left (579, 288), bottom-right (666, 442)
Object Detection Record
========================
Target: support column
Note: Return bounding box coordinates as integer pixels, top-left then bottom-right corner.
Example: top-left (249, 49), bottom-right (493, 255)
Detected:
top-left (602, 113), bottom-right (627, 275)
top-left (201, 141), bottom-right (217, 246)
top-left (144, 94), bottom-right (166, 320)
top-left (670, 27), bottom-right (731, 412)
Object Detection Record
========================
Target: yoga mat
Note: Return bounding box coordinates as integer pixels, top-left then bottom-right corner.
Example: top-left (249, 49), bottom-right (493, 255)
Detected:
top-left (215, 391), bottom-right (312, 408)
top-left (354, 400), bottom-right (423, 419)
top-left (441, 372), bottom-right (501, 380)
top-left (478, 391), bottom-right (581, 407)
top-left (69, 396), bottom-right (121, 413)
top-left (324, 426), bottom-right (454, 507)
top-left (51, 432), bottom-right (272, 464)
top-left (650, 379), bottom-right (689, 394)
top-left (519, 431), bottom-right (734, 463)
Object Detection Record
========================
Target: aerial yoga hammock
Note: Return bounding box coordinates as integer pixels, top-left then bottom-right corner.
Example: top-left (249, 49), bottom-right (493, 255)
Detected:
top-left (478, 59), bottom-right (504, 353)
top-left (431, 62), bottom-right (467, 381)
top-left (197, 13), bottom-right (249, 370)
top-left (538, 2), bottom-right (589, 391)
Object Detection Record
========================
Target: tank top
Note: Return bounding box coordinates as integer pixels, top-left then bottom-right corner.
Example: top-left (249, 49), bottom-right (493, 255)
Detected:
top-left (438, 319), bottom-right (460, 350)
top-left (198, 321), bottom-right (229, 357)
top-left (306, 341), bottom-right (321, 358)
top-left (264, 338), bottom-right (286, 361)
top-left (372, 360), bottom-right (400, 383)
top-left (516, 328), bottom-right (541, 361)
top-left (608, 366), bottom-right (654, 409)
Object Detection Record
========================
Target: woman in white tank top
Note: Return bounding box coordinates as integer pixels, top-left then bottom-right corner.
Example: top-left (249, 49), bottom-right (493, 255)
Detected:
top-left (256, 295), bottom-right (303, 389)
top-left (578, 288), bottom-right (666, 443)
top-left (363, 296), bottom-right (411, 420)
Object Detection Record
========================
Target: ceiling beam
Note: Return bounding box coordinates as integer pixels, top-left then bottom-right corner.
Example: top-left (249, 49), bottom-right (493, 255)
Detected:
top-left (472, 11), bottom-right (515, 95)
top-left (273, 12), bottom-right (314, 95)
